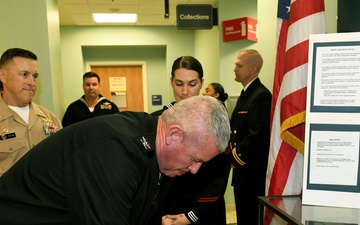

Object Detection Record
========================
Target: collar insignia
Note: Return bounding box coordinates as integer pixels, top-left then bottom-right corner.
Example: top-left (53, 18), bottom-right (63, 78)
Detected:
top-left (140, 136), bottom-right (151, 150)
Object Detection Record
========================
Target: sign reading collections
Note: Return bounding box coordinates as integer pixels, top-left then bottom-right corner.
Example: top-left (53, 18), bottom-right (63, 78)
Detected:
top-left (176, 4), bottom-right (213, 30)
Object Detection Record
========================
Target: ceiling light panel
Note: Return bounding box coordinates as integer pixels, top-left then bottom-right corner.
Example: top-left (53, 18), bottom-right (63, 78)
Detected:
top-left (93, 13), bottom-right (137, 23)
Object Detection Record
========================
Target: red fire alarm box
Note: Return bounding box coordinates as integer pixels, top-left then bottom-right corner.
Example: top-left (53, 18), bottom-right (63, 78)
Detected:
top-left (222, 17), bottom-right (258, 42)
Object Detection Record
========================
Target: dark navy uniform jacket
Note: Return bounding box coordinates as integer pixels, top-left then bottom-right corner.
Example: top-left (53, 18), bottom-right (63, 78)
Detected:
top-left (62, 94), bottom-right (120, 127)
top-left (150, 103), bottom-right (231, 225)
top-left (0, 112), bottom-right (161, 225)
top-left (230, 77), bottom-right (272, 191)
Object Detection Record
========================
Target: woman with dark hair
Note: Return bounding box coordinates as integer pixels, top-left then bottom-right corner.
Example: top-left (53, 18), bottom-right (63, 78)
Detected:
top-left (203, 82), bottom-right (228, 107)
top-left (151, 56), bottom-right (203, 116)
top-left (151, 56), bottom-right (230, 225)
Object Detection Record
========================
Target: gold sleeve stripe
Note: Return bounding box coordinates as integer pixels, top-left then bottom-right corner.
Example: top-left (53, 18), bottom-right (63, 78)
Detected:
top-left (232, 147), bottom-right (246, 166)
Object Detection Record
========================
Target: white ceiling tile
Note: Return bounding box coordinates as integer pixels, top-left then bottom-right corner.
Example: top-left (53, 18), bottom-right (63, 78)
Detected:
top-left (58, 0), bottom-right (217, 26)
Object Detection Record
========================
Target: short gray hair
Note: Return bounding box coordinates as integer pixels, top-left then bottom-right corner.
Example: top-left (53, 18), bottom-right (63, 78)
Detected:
top-left (161, 96), bottom-right (230, 153)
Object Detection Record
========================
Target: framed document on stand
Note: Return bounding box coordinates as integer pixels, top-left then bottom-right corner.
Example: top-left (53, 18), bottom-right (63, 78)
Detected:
top-left (303, 32), bottom-right (360, 209)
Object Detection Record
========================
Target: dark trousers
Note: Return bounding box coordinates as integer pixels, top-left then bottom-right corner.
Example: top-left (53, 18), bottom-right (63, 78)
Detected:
top-left (234, 187), bottom-right (259, 225)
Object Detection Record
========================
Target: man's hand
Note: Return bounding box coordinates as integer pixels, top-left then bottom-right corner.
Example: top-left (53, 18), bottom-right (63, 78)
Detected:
top-left (161, 213), bottom-right (191, 225)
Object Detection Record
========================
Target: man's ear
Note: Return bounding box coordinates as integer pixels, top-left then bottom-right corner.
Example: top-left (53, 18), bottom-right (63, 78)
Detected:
top-left (165, 125), bottom-right (183, 146)
top-left (250, 65), bottom-right (258, 75)
top-left (0, 69), bottom-right (5, 83)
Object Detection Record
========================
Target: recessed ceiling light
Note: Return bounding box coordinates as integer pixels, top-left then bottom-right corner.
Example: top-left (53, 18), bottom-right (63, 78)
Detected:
top-left (92, 13), bottom-right (137, 23)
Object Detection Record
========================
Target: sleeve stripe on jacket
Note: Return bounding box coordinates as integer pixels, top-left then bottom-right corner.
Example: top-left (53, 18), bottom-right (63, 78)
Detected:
top-left (232, 147), bottom-right (246, 166)
top-left (197, 196), bottom-right (220, 203)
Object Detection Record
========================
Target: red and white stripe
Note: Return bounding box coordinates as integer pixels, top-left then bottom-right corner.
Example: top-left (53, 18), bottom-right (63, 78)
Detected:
top-left (266, 0), bottom-right (326, 198)
top-left (264, 1), bottom-right (326, 223)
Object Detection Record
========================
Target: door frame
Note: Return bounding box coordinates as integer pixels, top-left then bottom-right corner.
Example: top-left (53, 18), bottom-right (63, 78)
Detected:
top-left (86, 61), bottom-right (148, 111)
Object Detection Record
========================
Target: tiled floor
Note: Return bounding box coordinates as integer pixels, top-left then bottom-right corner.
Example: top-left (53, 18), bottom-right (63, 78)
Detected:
top-left (226, 204), bottom-right (237, 225)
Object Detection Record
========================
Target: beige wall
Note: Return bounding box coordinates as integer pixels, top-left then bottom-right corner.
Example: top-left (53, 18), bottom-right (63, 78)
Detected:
top-left (0, 0), bottom-right (63, 117)
top-left (60, 26), bottom-right (222, 115)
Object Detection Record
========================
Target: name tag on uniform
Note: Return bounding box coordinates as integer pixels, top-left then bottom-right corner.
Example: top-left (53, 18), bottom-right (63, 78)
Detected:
top-left (238, 111), bottom-right (248, 114)
top-left (0, 132), bottom-right (16, 141)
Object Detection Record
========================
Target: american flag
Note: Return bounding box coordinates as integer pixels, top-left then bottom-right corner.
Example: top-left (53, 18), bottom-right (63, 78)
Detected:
top-left (265, 0), bottom-right (326, 222)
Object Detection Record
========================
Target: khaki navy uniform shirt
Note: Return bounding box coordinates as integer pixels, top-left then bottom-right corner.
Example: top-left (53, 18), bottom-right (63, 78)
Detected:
top-left (0, 96), bottom-right (62, 176)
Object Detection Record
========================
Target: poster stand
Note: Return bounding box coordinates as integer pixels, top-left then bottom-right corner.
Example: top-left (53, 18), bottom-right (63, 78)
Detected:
top-left (303, 32), bottom-right (360, 209)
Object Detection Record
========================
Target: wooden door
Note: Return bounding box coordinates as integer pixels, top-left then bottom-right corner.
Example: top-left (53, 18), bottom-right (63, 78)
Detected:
top-left (90, 65), bottom-right (144, 112)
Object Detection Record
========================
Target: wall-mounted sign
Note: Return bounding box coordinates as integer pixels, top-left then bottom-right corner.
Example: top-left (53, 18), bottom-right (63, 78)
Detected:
top-left (109, 77), bottom-right (126, 91)
top-left (222, 17), bottom-right (258, 42)
top-left (176, 4), bottom-right (213, 30)
top-left (152, 95), bottom-right (162, 106)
